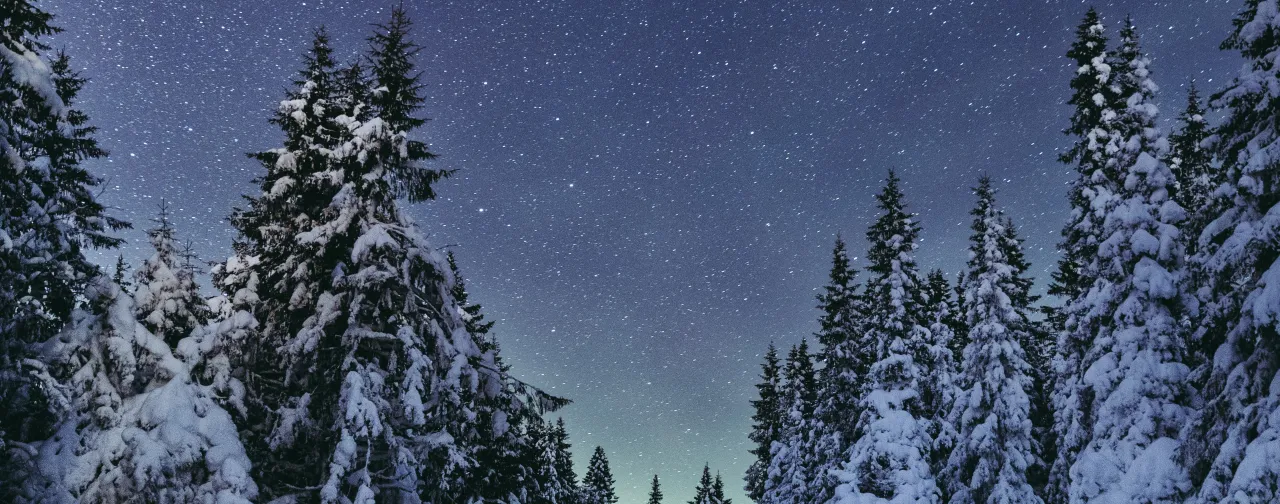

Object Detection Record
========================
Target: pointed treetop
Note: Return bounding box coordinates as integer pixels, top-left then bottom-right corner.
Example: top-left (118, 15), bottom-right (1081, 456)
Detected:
top-left (648, 474), bottom-right (664, 504)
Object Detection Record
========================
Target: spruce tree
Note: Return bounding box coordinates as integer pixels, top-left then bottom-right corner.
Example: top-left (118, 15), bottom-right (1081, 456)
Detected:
top-left (832, 171), bottom-right (942, 503)
top-left (1060, 19), bottom-right (1194, 503)
top-left (649, 474), bottom-right (664, 504)
top-left (222, 11), bottom-right (562, 501)
top-left (0, 4), bottom-right (126, 495)
top-left (527, 419), bottom-right (577, 504)
top-left (1047, 10), bottom-right (1121, 502)
top-left (1179, 1), bottom-right (1280, 501)
top-left (133, 200), bottom-right (210, 347)
top-left (712, 473), bottom-right (733, 504)
top-left (745, 342), bottom-right (783, 502)
top-left (764, 341), bottom-right (818, 504)
top-left (112, 254), bottom-right (130, 290)
top-left (1166, 84), bottom-right (1217, 255)
top-left (21, 277), bottom-right (257, 503)
top-left (809, 236), bottom-right (867, 504)
top-left (691, 464), bottom-right (714, 504)
top-left (926, 270), bottom-right (966, 361)
top-left (942, 176), bottom-right (1041, 504)
top-left (921, 268), bottom-right (959, 499)
top-left (553, 418), bottom-right (579, 492)
top-left (581, 446), bottom-right (618, 504)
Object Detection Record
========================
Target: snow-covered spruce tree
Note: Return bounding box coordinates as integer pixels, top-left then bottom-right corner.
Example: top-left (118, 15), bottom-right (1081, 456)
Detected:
top-left (20, 276), bottom-right (257, 503)
top-left (649, 474), bottom-right (664, 504)
top-left (446, 250), bottom-right (557, 502)
top-left (0, 6), bottom-right (127, 496)
top-left (831, 171), bottom-right (942, 504)
top-left (942, 176), bottom-right (1041, 504)
top-left (764, 340), bottom-right (818, 504)
top-left (712, 473), bottom-right (732, 504)
top-left (810, 236), bottom-right (867, 504)
top-left (745, 342), bottom-right (783, 502)
top-left (220, 27), bottom-right (350, 499)
top-left (1166, 84), bottom-right (1217, 257)
top-left (223, 11), bottom-right (563, 501)
top-left (991, 213), bottom-right (1055, 498)
top-left (1178, 1), bottom-right (1280, 501)
top-left (553, 418), bottom-right (580, 496)
top-left (526, 418), bottom-right (577, 504)
top-left (581, 446), bottom-right (618, 504)
top-left (1060, 19), bottom-right (1194, 503)
top-left (1046, 10), bottom-right (1122, 503)
top-left (921, 268), bottom-right (959, 489)
top-left (926, 270), bottom-right (966, 362)
top-left (133, 200), bottom-right (211, 347)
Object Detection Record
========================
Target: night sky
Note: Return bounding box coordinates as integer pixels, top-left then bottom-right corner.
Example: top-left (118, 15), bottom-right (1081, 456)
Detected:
top-left (44, 0), bottom-right (1238, 502)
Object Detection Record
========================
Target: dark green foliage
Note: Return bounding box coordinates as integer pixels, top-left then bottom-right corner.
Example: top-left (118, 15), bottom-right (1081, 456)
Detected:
top-left (582, 446), bottom-right (618, 504)
top-left (744, 343), bottom-right (783, 502)
top-left (648, 474), bottom-right (664, 504)
top-left (365, 7), bottom-right (450, 202)
top-left (0, 5), bottom-right (125, 497)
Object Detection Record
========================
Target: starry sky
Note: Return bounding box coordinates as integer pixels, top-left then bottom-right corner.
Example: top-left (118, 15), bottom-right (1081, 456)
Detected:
top-left (44, 0), bottom-right (1239, 502)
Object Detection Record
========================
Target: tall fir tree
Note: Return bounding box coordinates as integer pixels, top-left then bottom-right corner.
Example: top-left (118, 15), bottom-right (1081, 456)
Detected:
top-left (712, 473), bottom-right (733, 504)
top-left (21, 277), bottom-right (257, 503)
top-left (1047, 10), bottom-right (1122, 503)
top-left (926, 270), bottom-right (967, 362)
top-left (1180, 1), bottom-right (1280, 501)
top-left (1060, 18), bottom-right (1195, 503)
top-left (810, 236), bottom-right (867, 504)
top-left (221, 11), bottom-right (561, 502)
top-left (133, 200), bottom-right (210, 347)
top-left (690, 464), bottom-right (715, 504)
top-left (922, 267), bottom-right (960, 493)
top-left (744, 342), bottom-right (783, 502)
top-left (763, 341), bottom-right (818, 504)
top-left (942, 177), bottom-right (1042, 504)
top-left (0, 4), bottom-right (126, 496)
top-left (648, 474), bottom-right (664, 504)
top-left (1166, 84), bottom-right (1217, 256)
top-left (553, 418), bottom-right (579, 492)
top-left (832, 171), bottom-right (942, 504)
top-left (581, 446), bottom-right (618, 504)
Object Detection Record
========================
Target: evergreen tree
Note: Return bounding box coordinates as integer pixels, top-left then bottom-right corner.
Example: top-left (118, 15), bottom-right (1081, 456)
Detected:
top-left (0, 4), bottom-right (126, 496)
top-left (222, 11), bottom-right (562, 502)
top-left (1166, 84), bottom-right (1217, 256)
top-left (21, 277), bottom-right (257, 503)
top-left (691, 464), bottom-right (717, 504)
top-left (112, 254), bottom-right (130, 290)
top-left (133, 200), bottom-right (210, 347)
top-left (1046, 10), bottom-right (1122, 502)
top-left (649, 474), bottom-right (664, 504)
top-left (745, 342), bottom-right (783, 502)
top-left (712, 473), bottom-right (733, 504)
top-left (809, 236), bottom-right (868, 504)
top-left (449, 251), bottom-right (496, 346)
top-left (926, 270), bottom-right (966, 361)
top-left (1179, 1), bottom-right (1280, 501)
top-left (581, 446), bottom-right (618, 504)
top-left (1057, 19), bottom-right (1194, 503)
top-left (922, 269), bottom-right (959, 499)
top-left (832, 171), bottom-right (942, 504)
top-left (553, 418), bottom-right (579, 491)
top-left (942, 176), bottom-right (1041, 504)
top-left (527, 419), bottom-right (577, 504)
top-left (764, 341), bottom-right (818, 504)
